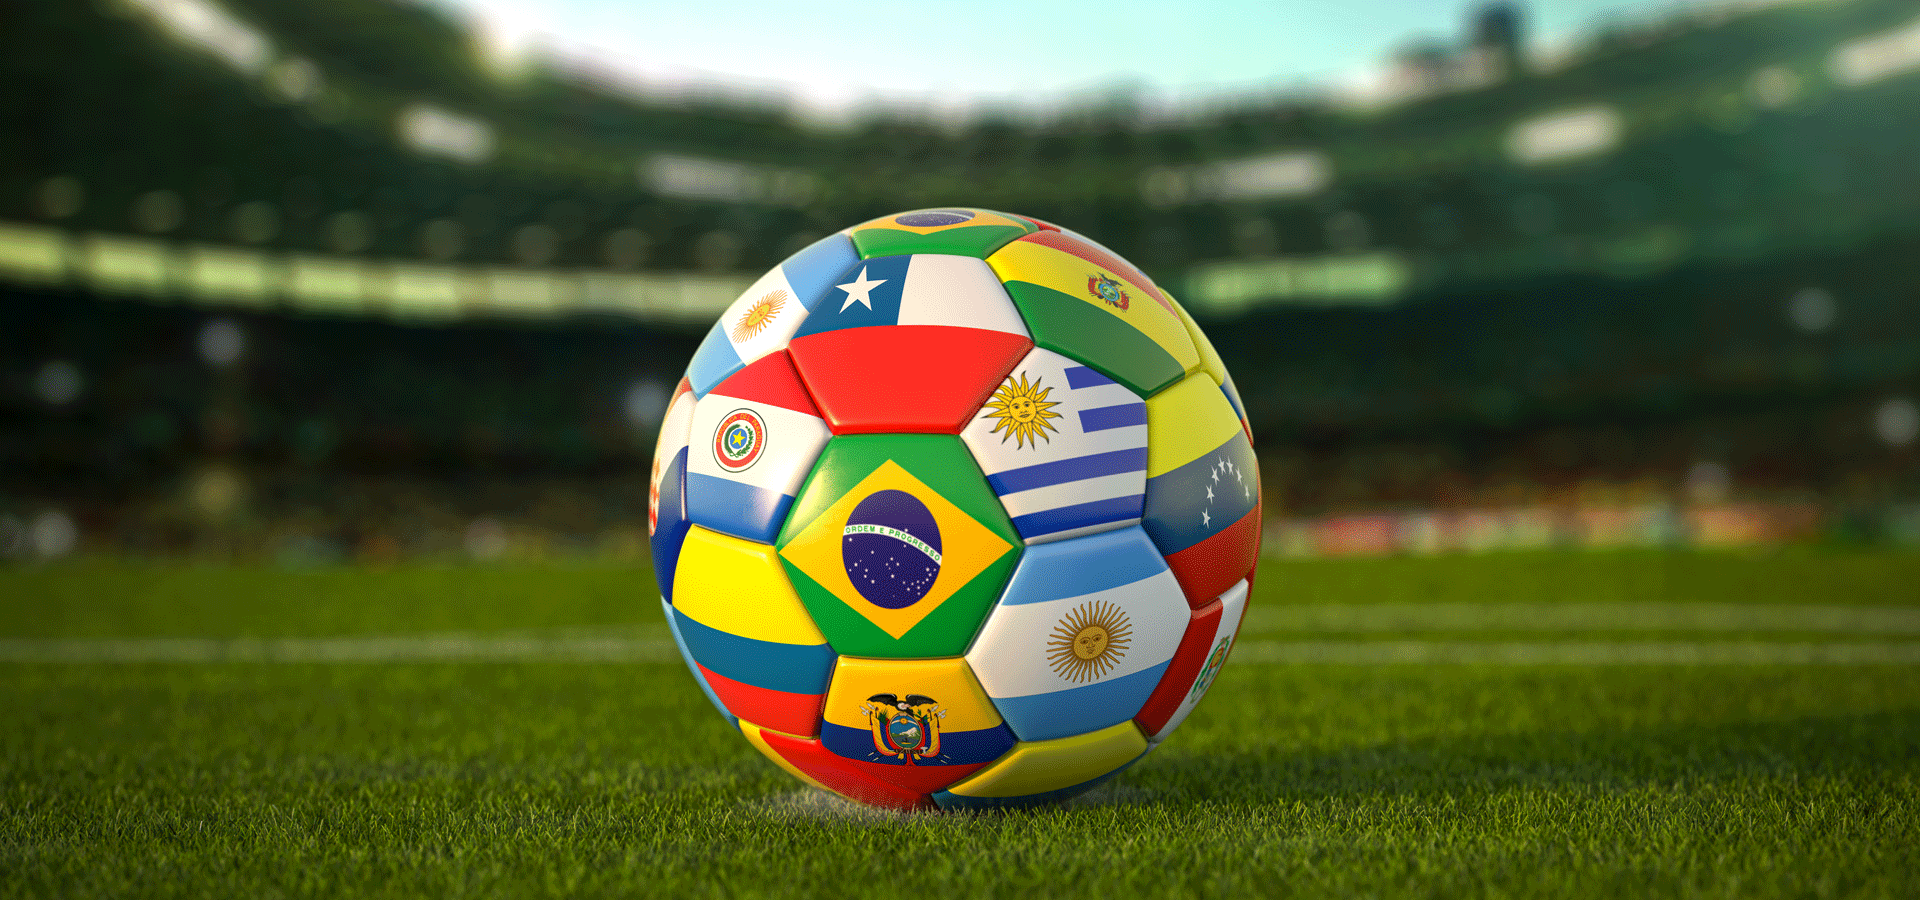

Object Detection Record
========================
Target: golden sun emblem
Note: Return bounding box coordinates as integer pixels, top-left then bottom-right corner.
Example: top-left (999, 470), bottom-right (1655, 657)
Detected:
top-left (1047, 600), bottom-right (1133, 683)
top-left (731, 290), bottom-right (787, 342)
top-left (981, 372), bottom-right (1062, 449)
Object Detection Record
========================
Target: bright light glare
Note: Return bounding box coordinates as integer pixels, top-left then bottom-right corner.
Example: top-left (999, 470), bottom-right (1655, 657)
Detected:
top-left (397, 104), bottom-right (495, 164)
top-left (123, 0), bottom-right (271, 74)
top-left (640, 155), bottom-right (817, 205)
top-left (1506, 105), bottom-right (1622, 165)
top-left (1829, 16), bottom-right (1920, 87)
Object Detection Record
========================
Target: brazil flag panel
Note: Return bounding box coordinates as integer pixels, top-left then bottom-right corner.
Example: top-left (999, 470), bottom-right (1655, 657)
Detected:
top-left (988, 231), bottom-right (1200, 397)
top-left (1141, 375), bottom-right (1262, 607)
top-left (671, 526), bottom-right (836, 736)
top-left (848, 208), bottom-right (1035, 259)
top-left (777, 435), bottom-right (1021, 658)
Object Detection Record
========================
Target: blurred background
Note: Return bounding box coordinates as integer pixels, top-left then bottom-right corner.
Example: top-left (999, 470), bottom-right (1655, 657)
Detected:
top-left (2, 0), bottom-right (1917, 565)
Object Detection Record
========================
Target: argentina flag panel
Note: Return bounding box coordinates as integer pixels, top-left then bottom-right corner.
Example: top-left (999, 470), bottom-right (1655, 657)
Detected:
top-left (960, 347), bottom-right (1149, 544)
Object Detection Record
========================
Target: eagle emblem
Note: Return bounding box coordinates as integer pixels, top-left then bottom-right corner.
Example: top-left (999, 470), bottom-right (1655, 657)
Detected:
top-left (863, 693), bottom-right (944, 765)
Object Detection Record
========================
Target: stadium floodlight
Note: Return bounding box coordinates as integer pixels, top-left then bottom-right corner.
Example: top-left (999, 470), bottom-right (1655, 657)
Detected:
top-left (1140, 151), bottom-right (1332, 207)
top-left (0, 223), bottom-right (70, 286)
top-left (122, 0), bottom-right (270, 75)
top-left (640, 155), bottom-right (818, 206)
top-left (1505, 105), bottom-right (1622, 166)
top-left (1828, 15), bottom-right (1920, 87)
top-left (397, 104), bottom-right (496, 164)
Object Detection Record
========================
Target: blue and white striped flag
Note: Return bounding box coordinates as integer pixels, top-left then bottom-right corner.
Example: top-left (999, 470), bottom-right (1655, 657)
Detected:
top-left (960, 347), bottom-right (1149, 543)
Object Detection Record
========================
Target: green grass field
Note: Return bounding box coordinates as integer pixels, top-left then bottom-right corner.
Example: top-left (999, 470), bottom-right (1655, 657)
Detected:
top-left (4, 551), bottom-right (1918, 898)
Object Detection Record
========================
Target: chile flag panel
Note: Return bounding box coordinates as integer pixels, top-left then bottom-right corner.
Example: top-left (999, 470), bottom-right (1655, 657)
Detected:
top-left (1137, 579), bottom-right (1250, 740)
top-left (962, 527), bottom-right (1189, 742)
top-left (987, 230), bottom-right (1200, 398)
top-left (650, 378), bottom-right (697, 599)
top-left (685, 232), bottom-right (859, 397)
top-left (668, 526), bottom-right (836, 737)
top-left (684, 351), bottom-right (831, 545)
top-left (786, 254), bottom-right (1033, 434)
top-left (959, 346), bottom-right (1150, 545)
top-left (847, 207), bottom-right (1036, 260)
top-left (1167, 293), bottom-right (1252, 442)
top-left (933, 720), bottom-right (1147, 810)
top-left (1141, 374), bottom-right (1262, 608)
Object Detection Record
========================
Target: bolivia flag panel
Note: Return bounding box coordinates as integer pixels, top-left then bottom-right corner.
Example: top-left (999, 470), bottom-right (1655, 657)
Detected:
top-left (932, 721), bottom-right (1147, 810)
top-left (777, 435), bottom-right (1021, 658)
top-left (963, 527), bottom-right (1189, 742)
top-left (669, 526), bottom-right (835, 737)
top-left (1136, 579), bottom-right (1250, 739)
top-left (959, 347), bottom-right (1149, 545)
top-left (820, 657), bottom-right (1015, 778)
top-left (685, 232), bottom-right (858, 397)
top-left (661, 596), bottom-right (733, 725)
top-left (1142, 374), bottom-right (1262, 607)
top-left (684, 352), bottom-right (831, 545)
top-left (988, 230), bottom-right (1199, 397)
top-left (848, 208), bottom-right (1036, 259)
top-left (649, 378), bottom-right (696, 598)
top-left (787, 254), bottom-right (1034, 433)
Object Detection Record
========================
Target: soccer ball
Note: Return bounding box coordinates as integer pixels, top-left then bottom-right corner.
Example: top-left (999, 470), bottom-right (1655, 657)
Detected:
top-left (650, 208), bottom-right (1259, 811)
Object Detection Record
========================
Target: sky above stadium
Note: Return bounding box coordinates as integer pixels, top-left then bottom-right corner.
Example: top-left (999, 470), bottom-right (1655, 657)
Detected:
top-left (436, 0), bottom-right (1702, 114)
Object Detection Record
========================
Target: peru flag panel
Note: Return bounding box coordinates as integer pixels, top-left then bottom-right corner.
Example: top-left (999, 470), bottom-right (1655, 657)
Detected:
top-left (1136, 579), bottom-right (1249, 739)
top-left (788, 254), bottom-right (1033, 433)
top-left (684, 352), bottom-right (831, 545)
top-left (685, 233), bottom-right (859, 397)
top-left (964, 527), bottom-right (1189, 742)
top-left (669, 527), bottom-right (835, 737)
top-left (1141, 374), bottom-right (1261, 607)
top-left (960, 347), bottom-right (1150, 544)
top-left (649, 378), bottom-right (696, 598)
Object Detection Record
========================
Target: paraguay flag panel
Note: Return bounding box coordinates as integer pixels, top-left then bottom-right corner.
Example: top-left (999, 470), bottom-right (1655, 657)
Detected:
top-left (685, 232), bottom-right (858, 397)
top-left (684, 352), bottom-right (831, 545)
top-left (819, 657), bottom-right (1015, 781)
top-left (848, 207), bottom-right (1036, 259)
top-left (669, 526), bottom-right (835, 737)
top-left (1139, 579), bottom-right (1250, 740)
top-left (960, 347), bottom-right (1149, 544)
top-left (650, 378), bottom-right (696, 598)
top-left (786, 254), bottom-right (1032, 433)
top-left (988, 230), bottom-right (1199, 397)
top-left (933, 721), bottom-right (1147, 810)
top-left (1142, 374), bottom-right (1262, 607)
top-left (963, 527), bottom-right (1190, 742)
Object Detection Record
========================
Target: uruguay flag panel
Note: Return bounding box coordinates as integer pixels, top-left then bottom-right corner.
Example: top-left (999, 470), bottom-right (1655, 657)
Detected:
top-left (816, 657), bottom-right (1014, 799)
top-left (1142, 374), bottom-right (1262, 608)
top-left (1138, 580), bottom-right (1249, 740)
top-left (685, 232), bottom-right (858, 397)
top-left (683, 351), bottom-right (830, 545)
top-left (669, 526), bottom-right (835, 737)
top-left (786, 254), bottom-right (1033, 433)
top-left (650, 378), bottom-right (696, 599)
top-left (988, 230), bottom-right (1199, 397)
top-left (963, 527), bottom-right (1189, 742)
top-left (848, 207), bottom-right (1036, 260)
top-left (960, 347), bottom-right (1149, 544)
top-left (933, 721), bottom-right (1147, 810)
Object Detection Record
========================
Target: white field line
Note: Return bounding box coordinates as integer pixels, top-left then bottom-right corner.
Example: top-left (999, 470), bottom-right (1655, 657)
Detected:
top-left (1242, 603), bottom-right (1920, 634)
top-left (1230, 641), bottom-right (1920, 666)
top-left (0, 631), bottom-right (679, 663)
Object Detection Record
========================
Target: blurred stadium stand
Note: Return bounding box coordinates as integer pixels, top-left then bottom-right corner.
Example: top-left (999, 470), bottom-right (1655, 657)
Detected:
top-left (2, 0), bottom-right (1917, 560)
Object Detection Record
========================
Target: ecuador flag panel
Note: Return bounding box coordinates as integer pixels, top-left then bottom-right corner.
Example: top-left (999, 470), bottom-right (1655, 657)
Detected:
top-left (963, 527), bottom-right (1189, 742)
top-left (959, 346), bottom-right (1149, 545)
top-left (650, 378), bottom-right (696, 599)
top-left (684, 351), bottom-right (831, 545)
top-left (741, 721), bottom-right (946, 811)
top-left (661, 596), bottom-right (733, 726)
top-left (848, 207), bottom-right (1035, 259)
top-left (685, 232), bottom-right (858, 397)
top-left (819, 657), bottom-right (1015, 771)
top-left (1142, 374), bottom-right (1261, 607)
top-left (933, 721), bottom-right (1146, 809)
top-left (1167, 293), bottom-right (1251, 440)
top-left (988, 231), bottom-right (1199, 397)
top-left (777, 435), bottom-right (1020, 658)
top-left (671, 526), bottom-right (835, 735)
